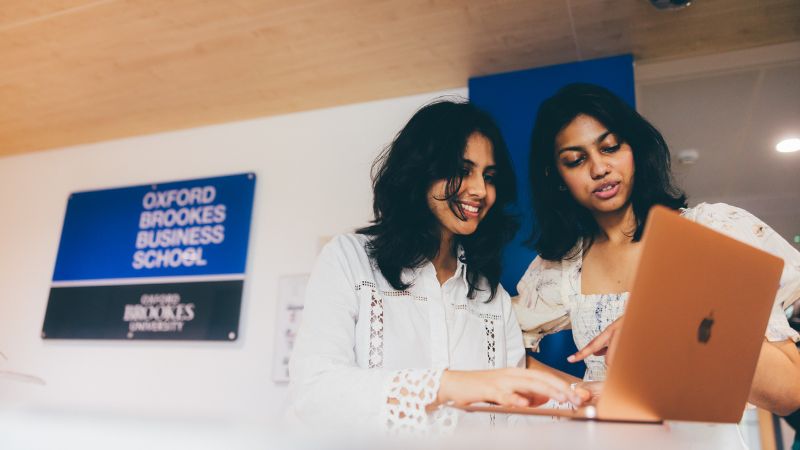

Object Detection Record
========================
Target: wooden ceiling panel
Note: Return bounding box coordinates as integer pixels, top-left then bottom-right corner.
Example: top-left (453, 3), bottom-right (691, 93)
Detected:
top-left (0, 0), bottom-right (104, 28)
top-left (0, 0), bottom-right (798, 156)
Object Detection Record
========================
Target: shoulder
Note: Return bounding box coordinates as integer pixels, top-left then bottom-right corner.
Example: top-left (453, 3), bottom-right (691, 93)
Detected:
top-left (681, 202), bottom-right (773, 241)
top-left (681, 202), bottom-right (757, 224)
top-left (512, 255), bottom-right (572, 336)
top-left (325, 233), bottom-right (369, 252)
top-left (316, 233), bottom-right (374, 275)
top-left (520, 255), bottom-right (565, 282)
top-left (516, 255), bottom-right (565, 300)
top-left (324, 233), bottom-right (370, 255)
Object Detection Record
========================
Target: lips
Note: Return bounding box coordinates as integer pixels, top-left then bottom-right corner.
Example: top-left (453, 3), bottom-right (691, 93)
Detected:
top-left (457, 200), bottom-right (481, 218)
top-left (592, 181), bottom-right (620, 200)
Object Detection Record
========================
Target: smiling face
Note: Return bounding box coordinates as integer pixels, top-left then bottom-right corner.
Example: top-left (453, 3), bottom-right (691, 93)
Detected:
top-left (427, 132), bottom-right (497, 240)
top-left (554, 114), bottom-right (635, 216)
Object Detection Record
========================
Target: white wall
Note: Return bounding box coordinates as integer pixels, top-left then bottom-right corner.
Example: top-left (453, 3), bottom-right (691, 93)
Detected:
top-left (0, 87), bottom-right (467, 426)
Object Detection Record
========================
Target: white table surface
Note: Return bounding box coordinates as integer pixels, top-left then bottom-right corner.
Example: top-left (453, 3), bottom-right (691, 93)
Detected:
top-left (0, 408), bottom-right (748, 450)
top-left (499, 416), bottom-right (746, 450)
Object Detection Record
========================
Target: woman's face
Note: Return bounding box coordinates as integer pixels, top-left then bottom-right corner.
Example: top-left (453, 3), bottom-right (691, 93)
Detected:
top-left (554, 114), bottom-right (634, 215)
top-left (427, 132), bottom-right (497, 239)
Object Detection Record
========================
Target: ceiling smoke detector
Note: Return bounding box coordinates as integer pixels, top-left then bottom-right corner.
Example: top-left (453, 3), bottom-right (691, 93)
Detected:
top-left (676, 149), bottom-right (700, 165)
top-left (649, 0), bottom-right (693, 11)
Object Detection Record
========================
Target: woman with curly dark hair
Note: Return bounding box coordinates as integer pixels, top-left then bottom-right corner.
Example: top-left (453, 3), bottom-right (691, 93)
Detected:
top-left (288, 99), bottom-right (586, 433)
top-left (514, 83), bottom-right (800, 416)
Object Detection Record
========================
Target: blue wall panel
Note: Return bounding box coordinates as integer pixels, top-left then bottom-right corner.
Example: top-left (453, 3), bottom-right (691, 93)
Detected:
top-left (469, 55), bottom-right (635, 378)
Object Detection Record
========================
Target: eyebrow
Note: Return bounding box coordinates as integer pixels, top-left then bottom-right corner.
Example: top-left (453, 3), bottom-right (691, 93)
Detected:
top-left (557, 130), bottom-right (613, 155)
top-left (463, 159), bottom-right (497, 171)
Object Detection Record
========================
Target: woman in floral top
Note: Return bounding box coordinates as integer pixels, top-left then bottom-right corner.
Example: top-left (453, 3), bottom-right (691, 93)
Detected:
top-left (513, 83), bottom-right (800, 416)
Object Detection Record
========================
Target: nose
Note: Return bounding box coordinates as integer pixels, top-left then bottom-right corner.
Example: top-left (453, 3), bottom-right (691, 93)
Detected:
top-left (463, 173), bottom-right (486, 199)
top-left (589, 156), bottom-right (611, 180)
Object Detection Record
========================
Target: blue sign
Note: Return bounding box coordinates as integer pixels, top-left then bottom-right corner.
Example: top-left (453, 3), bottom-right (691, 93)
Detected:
top-left (43, 173), bottom-right (256, 340)
top-left (53, 173), bottom-right (255, 281)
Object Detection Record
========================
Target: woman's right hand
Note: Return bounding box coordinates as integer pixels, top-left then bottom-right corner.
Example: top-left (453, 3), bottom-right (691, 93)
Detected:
top-left (568, 316), bottom-right (624, 365)
top-left (432, 368), bottom-right (587, 410)
top-left (575, 380), bottom-right (603, 406)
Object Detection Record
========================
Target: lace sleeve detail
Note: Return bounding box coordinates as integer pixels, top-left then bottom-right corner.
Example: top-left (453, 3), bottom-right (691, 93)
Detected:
top-left (383, 368), bottom-right (457, 434)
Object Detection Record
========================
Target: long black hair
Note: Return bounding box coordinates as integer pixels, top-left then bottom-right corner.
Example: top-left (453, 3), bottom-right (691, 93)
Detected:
top-left (528, 83), bottom-right (687, 261)
top-left (357, 99), bottom-right (518, 300)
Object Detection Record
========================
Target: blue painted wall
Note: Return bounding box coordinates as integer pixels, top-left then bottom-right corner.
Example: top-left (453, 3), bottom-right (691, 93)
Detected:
top-left (469, 55), bottom-right (635, 378)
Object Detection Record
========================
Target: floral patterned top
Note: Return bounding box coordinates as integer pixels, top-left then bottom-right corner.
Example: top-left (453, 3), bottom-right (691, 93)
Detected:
top-left (513, 203), bottom-right (800, 381)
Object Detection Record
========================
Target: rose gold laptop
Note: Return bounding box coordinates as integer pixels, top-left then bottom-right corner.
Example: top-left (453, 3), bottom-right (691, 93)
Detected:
top-left (463, 205), bottom-right (783, 423)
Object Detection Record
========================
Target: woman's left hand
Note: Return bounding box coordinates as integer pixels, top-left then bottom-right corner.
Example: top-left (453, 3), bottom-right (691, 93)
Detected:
top-left (568, 316), bottom-right (624, 365)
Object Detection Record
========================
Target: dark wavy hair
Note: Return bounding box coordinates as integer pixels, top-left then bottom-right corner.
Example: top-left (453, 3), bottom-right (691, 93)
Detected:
top-left (528, 83), bottom-right (687, 261)
top-left (357, 99), bottom-right (518, 300)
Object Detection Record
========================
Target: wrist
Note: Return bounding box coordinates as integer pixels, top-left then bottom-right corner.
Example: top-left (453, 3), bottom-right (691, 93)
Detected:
top-left (436, 370), bottom-right (454, 404)
top-left (428, 370), bottom-right (456, 413)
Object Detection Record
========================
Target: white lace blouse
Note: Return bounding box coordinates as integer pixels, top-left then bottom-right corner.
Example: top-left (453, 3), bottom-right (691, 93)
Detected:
top-left (287, 233), bottom-right (525, 433)
top-left (513, 203), bottom-right (800, 381)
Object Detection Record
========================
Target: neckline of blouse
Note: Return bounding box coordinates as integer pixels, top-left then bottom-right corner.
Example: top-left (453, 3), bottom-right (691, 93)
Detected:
top-left (401, 245), bottom-right (469, 291)
top-left (569, 207), bottom-right (694, 298)
top-left (573, 238), bottom-right (631, 298)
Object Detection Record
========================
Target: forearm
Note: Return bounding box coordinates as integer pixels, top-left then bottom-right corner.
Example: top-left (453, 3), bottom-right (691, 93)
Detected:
top-left (290, 362), bottom-right (448, 431)
top-left (748, 340), bottom-right (800, 416)
top-left (526, 355), bottom-right (583, 384)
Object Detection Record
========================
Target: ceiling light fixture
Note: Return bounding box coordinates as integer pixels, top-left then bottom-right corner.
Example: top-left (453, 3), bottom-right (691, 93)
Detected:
top-left (776, 138), bottom-right (800, 153)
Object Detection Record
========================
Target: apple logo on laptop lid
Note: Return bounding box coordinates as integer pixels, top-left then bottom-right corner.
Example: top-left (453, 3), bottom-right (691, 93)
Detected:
top-left (698, 311), bottom-right (714, 344)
